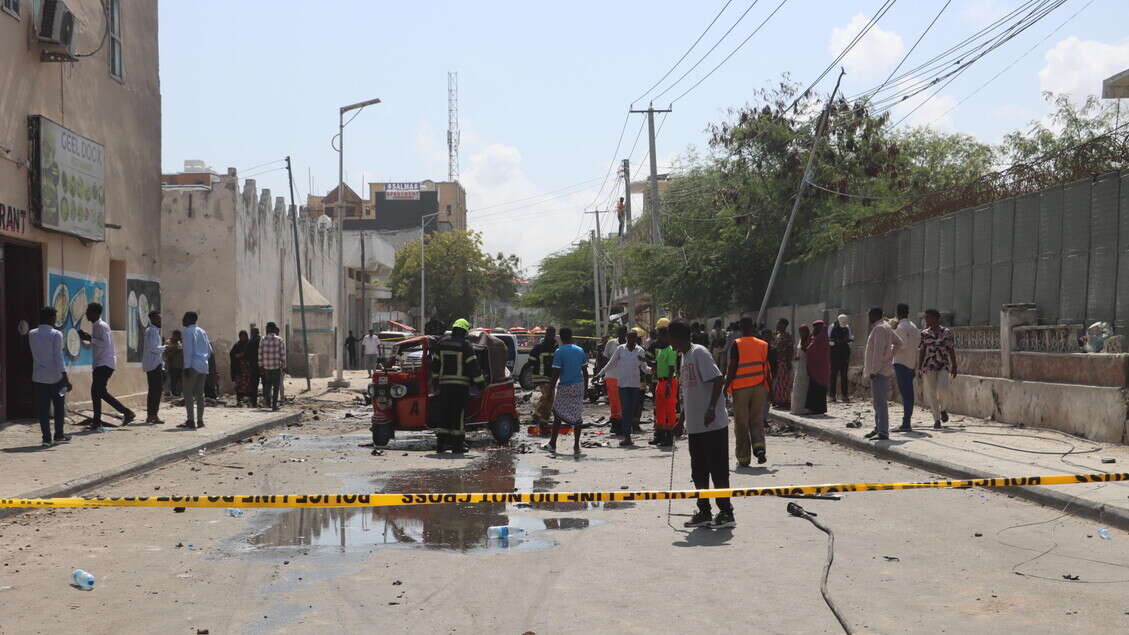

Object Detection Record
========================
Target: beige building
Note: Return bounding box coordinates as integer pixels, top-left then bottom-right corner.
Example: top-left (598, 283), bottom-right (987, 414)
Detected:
top-left (0, 0), bottom-right (161, 421)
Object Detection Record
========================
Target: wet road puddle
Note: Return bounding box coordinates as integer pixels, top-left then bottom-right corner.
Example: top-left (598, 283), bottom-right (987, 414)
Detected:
top-left (244, 450), bottom-right (621, 555)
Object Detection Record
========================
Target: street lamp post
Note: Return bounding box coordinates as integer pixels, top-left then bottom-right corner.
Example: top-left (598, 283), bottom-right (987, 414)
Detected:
top-left (330, 97), bottom-right (381, 389)
top-left (419, 212), bottom-right (439, 333)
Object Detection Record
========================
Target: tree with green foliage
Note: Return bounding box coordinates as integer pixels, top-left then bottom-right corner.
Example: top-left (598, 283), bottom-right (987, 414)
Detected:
top-left (390, 230), bottom-right (517, 325)
top-left (521, 240), bottom-right (597, 324)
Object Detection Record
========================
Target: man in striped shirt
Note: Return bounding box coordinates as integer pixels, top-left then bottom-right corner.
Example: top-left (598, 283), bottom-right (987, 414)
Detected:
top-left (257, 322), bottom-right (286, 411)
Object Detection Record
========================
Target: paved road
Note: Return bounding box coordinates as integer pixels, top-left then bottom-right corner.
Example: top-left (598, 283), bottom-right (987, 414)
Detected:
top-left (3, 401), bottom-right (1129, 634)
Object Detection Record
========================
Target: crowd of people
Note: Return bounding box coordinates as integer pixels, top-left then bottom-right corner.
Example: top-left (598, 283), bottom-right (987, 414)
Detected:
top-left (28, 302), bottom-right (290, 447)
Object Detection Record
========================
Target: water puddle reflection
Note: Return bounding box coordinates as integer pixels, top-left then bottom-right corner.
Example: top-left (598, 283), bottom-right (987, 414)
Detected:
top-left (248, 451), bottom-right (617, 554)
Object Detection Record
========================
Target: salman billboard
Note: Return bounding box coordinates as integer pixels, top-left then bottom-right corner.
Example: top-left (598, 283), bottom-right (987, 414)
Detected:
top-left (31, 116), bottom-right (106, 242)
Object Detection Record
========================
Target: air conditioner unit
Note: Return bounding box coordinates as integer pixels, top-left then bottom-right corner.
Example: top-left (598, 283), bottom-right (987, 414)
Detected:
top-left (38, 0), bottom-right (77, 59)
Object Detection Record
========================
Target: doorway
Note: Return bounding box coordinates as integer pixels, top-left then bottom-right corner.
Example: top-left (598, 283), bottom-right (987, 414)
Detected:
top-left (1, 240), bottom-right (44, 421)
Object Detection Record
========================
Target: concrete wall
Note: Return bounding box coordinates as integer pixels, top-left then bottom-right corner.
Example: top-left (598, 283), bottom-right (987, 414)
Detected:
top-left (0, 0), bottom-right (161, 417)
top-left (161, 175), bottom-right (339, 389)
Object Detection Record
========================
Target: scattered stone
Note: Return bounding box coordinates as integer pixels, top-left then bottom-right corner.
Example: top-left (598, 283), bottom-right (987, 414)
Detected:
top-left (1102, 458), bottom-right (1116, 464)
top-left (974, 533), bottom-right (983, 537)
top-left (176, 542), bottom-right (184, 548)
top-left (173, 507), bottom-right (186, 513)
top-left (197, 630), bottom-right (210, 634)
top-left (392, 580), bottom-right (402, 585)
top-left (882, 555), bottom-right (900, 562)
top-left (1063, 574), bottom-right (1079, 581)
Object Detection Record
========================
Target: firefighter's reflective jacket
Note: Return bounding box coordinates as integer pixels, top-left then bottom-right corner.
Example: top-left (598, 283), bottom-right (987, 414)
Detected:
top-left (433, 335), bottom-right (486, 387)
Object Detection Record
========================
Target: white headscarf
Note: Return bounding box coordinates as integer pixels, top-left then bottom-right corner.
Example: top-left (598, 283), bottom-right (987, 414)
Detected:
top-left (837, 314), bottom-right (849, 327)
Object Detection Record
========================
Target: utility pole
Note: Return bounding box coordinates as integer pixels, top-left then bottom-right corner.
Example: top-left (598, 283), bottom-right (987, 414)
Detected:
top-left (755, 69), bottom-right (845, 329)
top-left (285, 156), bottom-right (312, 392)
top-left (360, 231), bottom-right (367, 335)
top-left (419, 212), bottom-right (439, 333)
top-left (585, 210), bottom-right (607, 338)
top-left (629, 104), bottom-right (671, 245)
top-left (621, 159), bottom-right (637, 328)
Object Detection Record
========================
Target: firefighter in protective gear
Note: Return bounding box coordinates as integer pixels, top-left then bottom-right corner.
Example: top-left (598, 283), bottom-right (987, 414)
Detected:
top-left (724, 316), bottom-right (771, 466)
top-left (528, 327), bottom-right (558, 427)
top-left (432, 318), bottom-right (485, 453)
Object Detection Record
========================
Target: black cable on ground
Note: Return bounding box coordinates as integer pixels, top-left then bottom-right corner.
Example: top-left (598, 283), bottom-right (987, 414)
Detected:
top-left (787, 502), bottom-right (852, 634)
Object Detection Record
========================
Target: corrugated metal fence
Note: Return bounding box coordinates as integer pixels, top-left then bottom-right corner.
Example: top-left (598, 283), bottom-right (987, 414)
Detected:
top-left (767, 170), bottom-right (1129, 329)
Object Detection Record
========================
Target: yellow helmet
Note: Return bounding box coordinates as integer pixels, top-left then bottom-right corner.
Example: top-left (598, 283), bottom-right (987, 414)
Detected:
top-left (452, 318), bottom-right (470, 330)
top-left (633, 327), bottom-right (647, 338)
top-left (655, 317), bottom-right (671, 329)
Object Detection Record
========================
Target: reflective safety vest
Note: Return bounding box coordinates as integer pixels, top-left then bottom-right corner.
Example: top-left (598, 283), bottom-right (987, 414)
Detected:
top-left (433, 336), bottom-right (485, 387)
top-left (531, 342), bottom-right (557, 385)
top-left (730, 336), bottom-right (769, 390)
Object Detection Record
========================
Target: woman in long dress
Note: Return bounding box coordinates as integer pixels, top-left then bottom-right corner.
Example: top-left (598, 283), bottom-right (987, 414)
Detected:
top-left (229, 330), bottom-right (254, 406)
top-left (806, 320), bottom-right (830, 414)
top-left (791, 324), bottom-right (811, 415)
top-left (771, 320), bottom-right (795, 408)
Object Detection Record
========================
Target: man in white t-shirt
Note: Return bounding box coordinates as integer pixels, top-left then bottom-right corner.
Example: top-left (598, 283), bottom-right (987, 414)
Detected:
top-left (595, 328), bottom-right (649, 446)
top-left (361, 330), bottom-right (381, 370)
top-left (670, 320), bottom-right (735, 530)
top-left (602, 327), bottom-right (626, 430)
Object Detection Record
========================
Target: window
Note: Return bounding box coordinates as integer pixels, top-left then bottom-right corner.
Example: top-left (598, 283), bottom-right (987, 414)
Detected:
top-left (2, 0), bottom-right (19, 19)
top-left (108, 0), bottom-right (122, 80)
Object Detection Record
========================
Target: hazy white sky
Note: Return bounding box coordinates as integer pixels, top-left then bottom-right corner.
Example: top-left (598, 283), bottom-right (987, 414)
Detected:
top-left (159, 0), bottom-right (1128, 272)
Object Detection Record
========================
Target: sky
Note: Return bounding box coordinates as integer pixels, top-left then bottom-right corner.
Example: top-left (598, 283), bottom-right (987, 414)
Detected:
top-left (159, 0), bottom-right (1129, 274)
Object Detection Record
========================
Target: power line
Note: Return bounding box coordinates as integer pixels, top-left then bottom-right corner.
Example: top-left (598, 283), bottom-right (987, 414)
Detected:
top-left (632, 0), bottom-right (736, 104)
top-left (585, 114), bottom-right (632, 211)
top-left (650, 0), bottom-right (765, 103)
top-left (467, 176), bottom-right (604, 215)
top-left (868, 0), bottom-right (952, 101)
top-left (928, 0), bottom-right (1093, 125)
top-left (670, 0), bottom-right (792, 104)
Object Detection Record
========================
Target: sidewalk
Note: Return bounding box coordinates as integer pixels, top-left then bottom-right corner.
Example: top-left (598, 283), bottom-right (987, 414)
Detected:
top-left (0, 371), bottom-right (371, 506)
top-left (772, 397), bottom-right (1129, 530)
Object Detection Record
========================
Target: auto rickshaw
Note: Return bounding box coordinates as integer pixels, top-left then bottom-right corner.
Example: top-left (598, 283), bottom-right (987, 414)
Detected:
top-left (368, 336), bottom-right (519, 447)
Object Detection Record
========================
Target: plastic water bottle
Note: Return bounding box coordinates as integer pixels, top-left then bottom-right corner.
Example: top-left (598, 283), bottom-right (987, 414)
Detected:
top-left (71, 569), bottom-right (95, 590)
top-left (487, 526), bottom-right (526, 540)
top-left (1098, 527), bottom-right (1111, 540)
top-left (227, 508), bottom-right (244, 518)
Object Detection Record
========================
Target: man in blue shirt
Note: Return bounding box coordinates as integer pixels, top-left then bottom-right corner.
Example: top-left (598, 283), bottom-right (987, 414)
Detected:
top-left (544, 327), bottom-right (588, 457)
top-left (29, 306), bottom-right (71, 446)
top-left (179, 311), bottom-right (212, 429)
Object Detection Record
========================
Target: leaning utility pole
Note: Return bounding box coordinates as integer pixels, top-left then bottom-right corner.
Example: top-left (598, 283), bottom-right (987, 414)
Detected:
top-left (622, 159), bottom-right (637, 327)
top-left (285, 156), bottom-right (312, 391)
top-left (585, 209), bottom-right (607, 338)
top-left (755, 69), bottom-right (845, 329)
top-left (629, 104), bottom-right (672, 245)
top-left (360, 231), bottom-right (367, 334)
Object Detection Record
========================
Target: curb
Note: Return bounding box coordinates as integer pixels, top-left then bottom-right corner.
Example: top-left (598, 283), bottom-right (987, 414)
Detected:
top-left (772, 410), bottom-right (1129, 533)
top-left (0, 411), bottom-right (302, 520)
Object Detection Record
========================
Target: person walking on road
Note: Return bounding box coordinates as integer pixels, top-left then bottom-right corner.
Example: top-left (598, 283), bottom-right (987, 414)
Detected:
top-left (829, 314), bottom-right (853, 402)
top-left (919, 309), bottom-right (958, 429)
top-left (863, 307), bottom-right (904, 441)
top-left (78, 302), bottom-right (135, 431)
top-left (805, 320), bottom-right (830, 415)
top-left (432, 319), bottom-right (485, 454)
top-left (670, 321), bottom-right (735, 530)
top-left (30, 306), bottom-right (71, 446)
top-left (543, 327), bottom-right (588, 457)
top-left (725, 317), bottom-right (770, 466)
top-left (345, 331), bottom-right (358, 370)
top-left (770, 319), bottom-right (794, 409)
top-left (893, 303), bottom-right (922, 432)
top-left (179, 311), bottom-right (212, 429)
top-left (596, 328), bottom-right (650, 446)
top-left (258, 322), bottom-right (286, 411)
top-left (528, 327), bottom-right (558, 428)
top-left (602, 327), bottom-right (626, 432)
top-left (142, 311), bottom-right (167, 424)
top-left (362, 329), bottom-right (381, 371)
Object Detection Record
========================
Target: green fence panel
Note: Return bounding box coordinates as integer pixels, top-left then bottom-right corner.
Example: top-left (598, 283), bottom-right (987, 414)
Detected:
top-left (953, 208), bottom-right (975, 325)
top-left (910, 222), bottom-right (925, 314)
top-left (971, 204), bottom-right (993, 325)
top-left (989, 199), bottom-right (1015, 326)
top-left (1087, 171), bottom-right (1119, 325)
top-left (1117, 171), bottom-right (1129, 331)
top-left (1059, 178), bottom-right (1091, 324)
top-left (922, 218), bottom-right (940, 311)
top-left (1036, 185), bottom-right (1064, 323)
top-left (1012, 192), bottom-right (1039, 303)
top-left (937, 215), bottom-right (956, 316)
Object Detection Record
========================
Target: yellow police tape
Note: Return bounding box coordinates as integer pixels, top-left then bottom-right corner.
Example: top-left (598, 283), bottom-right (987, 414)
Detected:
top-left (1, 472), bottom-right (1125, 510)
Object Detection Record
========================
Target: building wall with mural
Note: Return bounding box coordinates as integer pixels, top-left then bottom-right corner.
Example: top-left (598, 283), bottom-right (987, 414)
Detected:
top-left (0, 1), bottom-right (161, 420)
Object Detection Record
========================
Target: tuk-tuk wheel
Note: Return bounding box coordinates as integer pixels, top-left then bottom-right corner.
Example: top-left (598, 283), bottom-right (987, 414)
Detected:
top-left (488, 414), bottom-right (517, 445)
top-left (371, 423), bottom-right (394, 447)
top-left (518, 364), bottom-right (534, 391)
